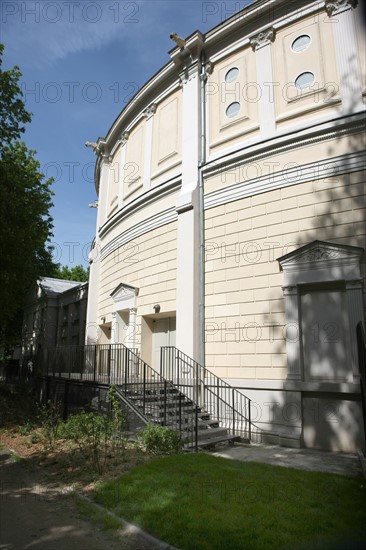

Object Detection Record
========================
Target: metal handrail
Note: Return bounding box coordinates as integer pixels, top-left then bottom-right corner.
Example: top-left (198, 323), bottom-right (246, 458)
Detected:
top-left (37, 343), bottom-right (200, 450)
top-left (161, 346), bottom-right (252, 440)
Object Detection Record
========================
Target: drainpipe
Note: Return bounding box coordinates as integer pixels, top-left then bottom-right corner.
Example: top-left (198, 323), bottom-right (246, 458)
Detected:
top-left (198, 50), bottom-right (207, 369)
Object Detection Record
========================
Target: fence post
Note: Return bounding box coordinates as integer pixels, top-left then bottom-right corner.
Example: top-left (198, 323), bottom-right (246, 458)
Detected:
top-left (93, 345), bottom-right (97, 382)
top-left (163, 379), bottom-right (167, 425)
top-left (232, 388), bottom-right (235, 436)
top-left (63, 382), bottom-right (69, 421)
top-left (217, 378), bottom-right (220, 424)
top-left (248, 398), bottom-right (251, 442)
top-left (195, 405), bottom-right (198, 452)
top-left (143, 362), bottom-right (146, 416)
top-left (108, 345), bottom-right (111, 384)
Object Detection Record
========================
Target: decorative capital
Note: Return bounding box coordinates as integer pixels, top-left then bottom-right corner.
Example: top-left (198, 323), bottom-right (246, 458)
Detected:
top-left (179, 63), bottom-right (199, 87)
top-left (325, 0), bottom-right (358, 16)
top-left (129, 307), bottom-right (137, 314)
top-left (282, 285), bottom-right (298, 296)
top-left (200, 60), bottom-right (214, 82)
top-left (345, 278), bottom-right (363, 290)
top-left (250, 27), bottom-right (276, 51)
top-left (120, 131), bottom-right (129, 146)
top-left (143, 103), bottom-right (157, 120)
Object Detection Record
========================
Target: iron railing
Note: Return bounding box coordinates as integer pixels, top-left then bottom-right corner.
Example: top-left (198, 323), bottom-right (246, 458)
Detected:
top-left (37, 343), bottom-right (199, 450)
top-left (356, 321), bottom-right (366, 448)
top-left (161, 346), bottom-right (252, 441)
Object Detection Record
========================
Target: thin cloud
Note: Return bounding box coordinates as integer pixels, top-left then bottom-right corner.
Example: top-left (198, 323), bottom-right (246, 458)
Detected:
top-left (2, 0), bottom-right (148, 68)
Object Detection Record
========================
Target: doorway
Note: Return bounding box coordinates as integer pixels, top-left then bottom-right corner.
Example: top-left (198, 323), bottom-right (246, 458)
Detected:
top-left (152, 317), bottom-right (176, 372)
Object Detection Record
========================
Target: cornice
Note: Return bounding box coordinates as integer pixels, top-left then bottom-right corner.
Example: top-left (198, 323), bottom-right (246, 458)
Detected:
top-left (99, 176), bottom-right (181, 239)
top-left (100, 207), bottom-right (178, 262)
top-left (250, 27), bottom-right (276, 51)
top-left (325, 0), bottom-right (358, 16)
top-left (203, 112), bottom-right (366, 179)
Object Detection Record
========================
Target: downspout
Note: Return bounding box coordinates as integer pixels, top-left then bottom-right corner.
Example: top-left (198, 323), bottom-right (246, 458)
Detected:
top-left (198, 50), bottom-right (207, 368)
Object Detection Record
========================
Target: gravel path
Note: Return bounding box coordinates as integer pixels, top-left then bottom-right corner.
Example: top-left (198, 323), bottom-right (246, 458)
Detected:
top-left (0, 448), bottom-right (158, 550)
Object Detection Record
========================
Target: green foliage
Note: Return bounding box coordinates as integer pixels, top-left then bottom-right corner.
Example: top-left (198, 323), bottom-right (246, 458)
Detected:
top-left (0, 43), bottom-right (31, 146)
top-left (0, 44), bottom-right (56, 352)
top-left (53, 264), bottom-right (89, 282)
top-left (38, 400), bottom-right (62, 448)
top-left (95, 454), bottom-right (366, 550)
top-left (138, 424), bottom-right (183, 455)
top-left (58, 391), bottom-right (126, 473)
top-left (107, 385), bottom-right (125, 454)
top-left (62, 411), bottom-right (110, 474)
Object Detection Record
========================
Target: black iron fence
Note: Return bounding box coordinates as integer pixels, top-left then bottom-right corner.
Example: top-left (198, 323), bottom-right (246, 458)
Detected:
top-left (356, 321), bottom-right (366, 448)
top-left (161, 346), bottom-right (252, 441)
top-left (37, 343), bottom-right (200, 450)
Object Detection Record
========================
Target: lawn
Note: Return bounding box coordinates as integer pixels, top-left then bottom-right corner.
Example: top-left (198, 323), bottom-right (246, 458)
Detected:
top-left (94, 453), bottom-right (366, 550)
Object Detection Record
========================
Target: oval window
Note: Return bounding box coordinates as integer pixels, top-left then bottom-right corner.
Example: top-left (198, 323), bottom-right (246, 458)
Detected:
top-left (225, 67), bottom-right (239, 83)
top-left (295, 71), bottom-right (315, 90)
top-left (226, 102), bottom-right (240, 118)
top-left (291, 34), bottom-right (311, 52)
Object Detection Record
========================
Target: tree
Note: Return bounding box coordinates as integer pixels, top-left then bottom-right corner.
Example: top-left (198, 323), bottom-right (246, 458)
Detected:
top-left (0, 44), bottom-right (31, 145)
top-left (0, 44), bottom-right (56, 353)
top-left (54, 264), bottom-right (89, 282)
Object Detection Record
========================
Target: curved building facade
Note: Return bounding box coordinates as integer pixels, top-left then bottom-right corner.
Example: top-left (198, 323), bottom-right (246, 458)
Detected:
top-left (86, 0), bottom-right (366, 452)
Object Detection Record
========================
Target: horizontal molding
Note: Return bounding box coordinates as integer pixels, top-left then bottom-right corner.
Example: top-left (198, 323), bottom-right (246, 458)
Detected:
top-left (204, 150), bottom-right (366, 210)
top-left (99, 176), bottom-right (180, 239)
top-left (100, 207), bottom-right (177, 262)
top-left (205, 112), bottom-right (365, 175)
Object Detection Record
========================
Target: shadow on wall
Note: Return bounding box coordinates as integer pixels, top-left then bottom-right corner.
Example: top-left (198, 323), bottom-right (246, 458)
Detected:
top-left (258, 58), bottom-right (366, 453)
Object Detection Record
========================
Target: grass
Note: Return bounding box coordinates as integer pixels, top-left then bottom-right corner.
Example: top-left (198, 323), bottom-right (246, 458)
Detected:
top-left (75, 495), bottom-right (122, 532)
top-left (94, 453), bottom-right (366, 550)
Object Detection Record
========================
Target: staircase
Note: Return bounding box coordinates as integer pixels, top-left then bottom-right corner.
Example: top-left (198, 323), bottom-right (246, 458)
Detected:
top-left (38, 343), bottom-right (252, 451)
top-left (117, 382), bottom-right (240, 449)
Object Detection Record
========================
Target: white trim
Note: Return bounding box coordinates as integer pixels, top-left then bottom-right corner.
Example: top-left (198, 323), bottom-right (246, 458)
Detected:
top-left (99, 176), bottom-right (180, 237)
top-left (207, 1), bottom-right (323, 64)
top-left (204, 150), bottom-right (366, 210)
top-left (330, 3), bottom-right (364, 114)
top-left (206, 111), bottom-right (364, 167)
top-left (100, 207), bottom-right (177, 261)
top-left (278, 240), bottom-right (365, 383)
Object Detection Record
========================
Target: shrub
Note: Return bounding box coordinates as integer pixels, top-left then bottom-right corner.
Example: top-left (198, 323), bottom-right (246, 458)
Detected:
top-left (138, 424), bottom-right (183, 454)
top-left (38, 400), bottom-right (62, 448)
top-left (64, 411), bottom-right (112, 473)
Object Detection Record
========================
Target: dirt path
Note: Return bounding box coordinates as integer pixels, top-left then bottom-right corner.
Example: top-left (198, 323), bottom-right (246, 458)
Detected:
top-left (0, 448), bottom-right (158, 550)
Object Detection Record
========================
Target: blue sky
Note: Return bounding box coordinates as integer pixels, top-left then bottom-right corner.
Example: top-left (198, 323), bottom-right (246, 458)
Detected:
top-left (1, 0), bottom-right (252, 268)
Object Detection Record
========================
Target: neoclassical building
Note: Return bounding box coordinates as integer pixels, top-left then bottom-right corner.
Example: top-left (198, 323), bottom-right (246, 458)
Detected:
top-left (86, 0), bottom-right (366, 452)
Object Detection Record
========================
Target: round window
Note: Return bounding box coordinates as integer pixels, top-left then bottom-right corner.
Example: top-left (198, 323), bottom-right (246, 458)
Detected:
top-left (291, 34), bottom-right (311, 52)
top-left (225, 67), bottom-right (239, 83)
top-left (226, 102), bottom-right (240, 118)
top-left (295, 71), bottom-right (315, 90)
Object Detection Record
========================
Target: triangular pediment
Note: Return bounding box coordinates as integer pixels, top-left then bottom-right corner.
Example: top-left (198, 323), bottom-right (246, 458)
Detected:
top-left (277, 241), bottom-right (364, 272)
top-left (110, 283), bottom-right (139, 303)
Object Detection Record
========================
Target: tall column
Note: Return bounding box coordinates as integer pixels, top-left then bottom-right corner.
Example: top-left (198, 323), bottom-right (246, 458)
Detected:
top-left (142, 104), bottom-right (156, 193)
top-left (173, 36), bottom-right (204, 362)
top-left (345, 279), bottom-right (364, 381)
top-left (250, 27), bottom-right (276, 139)
top-left (118, 132), bottom-right (129, 210)
top-left (85, 156), bottom-right (110, 344)
top-left (325, 0), bottom-right (363, 114)
top-left (282, 285), bottom-right (302, 380)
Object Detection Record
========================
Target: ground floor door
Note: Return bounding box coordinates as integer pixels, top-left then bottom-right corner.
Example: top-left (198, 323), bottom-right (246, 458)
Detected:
top-left (152, 317), bottom-right (176, 373)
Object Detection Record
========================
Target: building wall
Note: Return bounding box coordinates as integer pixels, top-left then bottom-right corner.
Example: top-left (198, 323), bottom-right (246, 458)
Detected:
top-left (86, 0), bottom-right (366, 452)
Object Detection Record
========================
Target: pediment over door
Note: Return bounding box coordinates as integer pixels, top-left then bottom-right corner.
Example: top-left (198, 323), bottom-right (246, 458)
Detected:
top-left (277, 240), bottom-right (364, 286)
top-left (110, 283), bottom-right (139, 309)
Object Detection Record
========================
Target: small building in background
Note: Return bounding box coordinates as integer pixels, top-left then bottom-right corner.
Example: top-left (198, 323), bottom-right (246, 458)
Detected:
top-left (21, 277), bottom-right (88, 372)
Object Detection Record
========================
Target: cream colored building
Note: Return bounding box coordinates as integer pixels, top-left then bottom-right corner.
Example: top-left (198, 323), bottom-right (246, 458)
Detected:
top-left (86, 0), bottom-right (366, 452)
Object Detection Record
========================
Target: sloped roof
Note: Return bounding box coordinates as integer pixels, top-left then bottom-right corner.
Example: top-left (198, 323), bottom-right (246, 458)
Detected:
top-left (39, 277), bottom-right (83, 296)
